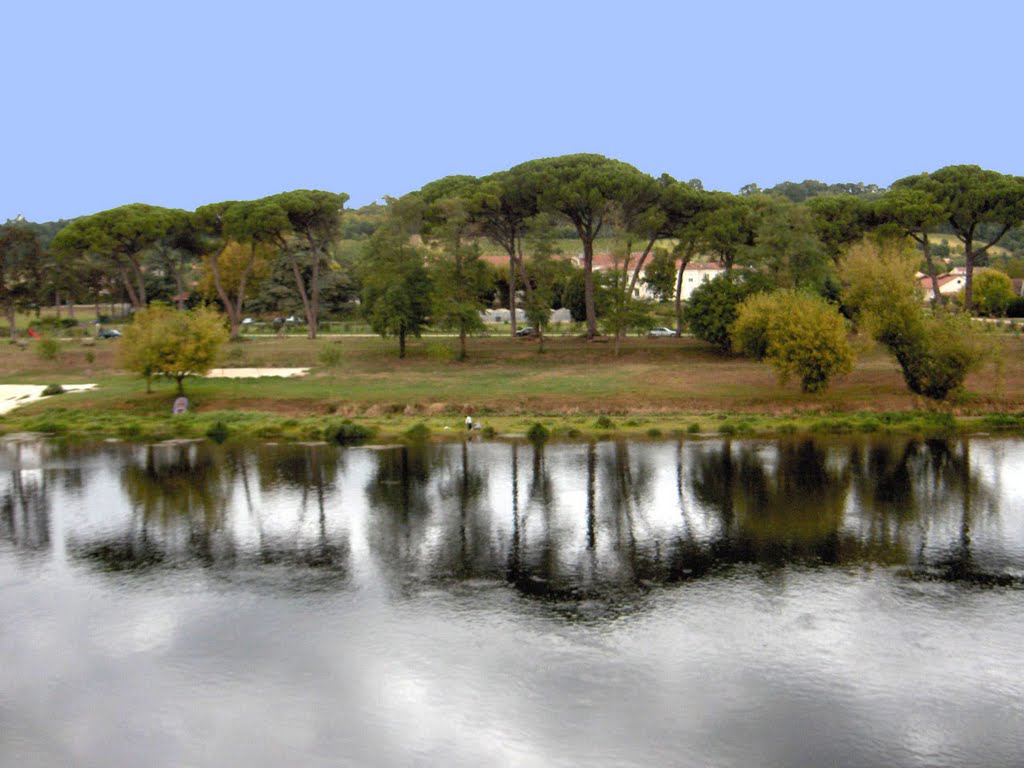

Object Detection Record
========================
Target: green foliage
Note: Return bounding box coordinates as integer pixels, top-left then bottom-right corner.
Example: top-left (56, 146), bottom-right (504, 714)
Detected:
top-left (205, 420), bottom-right (230, 444)
top-left (840, 238), bottom-right (994, 400)
top-left (41, 383), bottom-right (64, 396)
top-left (120, 304), bottom-right (228, 394)
top-left (733, 290), bottom-right (854, 393)
top-left (972, 270), bottom-right (1016, 317)
top-left (526, 422), bottom-right (550, 444)
top-left (403, 422), bottom-right (431, 442)
top-left (890, 314), bottom-right (995, 400)
top-left (749, 199), bottom-right (833, 294)
top-left (594, 415), bottom-right (614, 429)
top-left (36, 337), bottom-right (60, 361)
top-left (359, 228), bottom-right (431, 358)
top-left (642, 248), bottom-right (678, 301)
top-left (318, 343), bottom-right (343, 367)
top-left (685, 274), bottom-right (759, 352)
top-left (323, 419), bottom-right (374, 445)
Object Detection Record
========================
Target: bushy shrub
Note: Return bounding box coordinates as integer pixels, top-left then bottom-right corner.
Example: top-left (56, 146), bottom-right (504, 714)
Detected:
top-left (889, 314), bottom-right (995, 400)
top-left (205, 420), bottom-right (230, 444)
top-left (403, 422), bottom-right (431, 442)
top-left (839, 238), bottom-right (994, 400)
top-left (526, 422), bottom-right (550, 445)
top-left (324, 419), bottom-right (373, 444)
top-left (36, 337), bottom-right (60, 361)
top-left (41, 384), bottom-right (64, 396)
top-left (732, 290), bottom-right (854, 393)
top-left (685, 275), bottom-right (761, 352)
top-left (971, 270), bottom-right (1016, 317)
top-left (318, 343), bottom-right (343, 367)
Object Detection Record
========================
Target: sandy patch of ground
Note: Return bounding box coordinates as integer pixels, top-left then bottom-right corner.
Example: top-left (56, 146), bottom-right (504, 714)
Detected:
top-left (205, 368), bottom-right (310, 378)
top-left (0, 384), bottom-right (97, 415)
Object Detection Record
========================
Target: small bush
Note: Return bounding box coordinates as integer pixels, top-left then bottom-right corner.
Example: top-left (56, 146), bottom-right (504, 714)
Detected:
top-left (41, 384), bottom-right (65, 397)
top-left (526, 422), bottom-right (550, 445)
top-left (36, 337), bottom-right (60, 361)
top-left (403, 422), bottom-right (431, 442)
top-left (594, 415), bottom-right (614, 429)
top-left (205, 420), bottom-right (230, 444)
top-left (481, 425), bottom-right (496, 438)
top-left (84, 351), bottom-right (95, 364)
top-left (646, 427), bottom-right (663, 438)
top-left (686, 423), bottom-right (701, 434)
top-left (324, 419), bottom-right (374, 444)
top-left (318, 344), bottom-right (343, 367)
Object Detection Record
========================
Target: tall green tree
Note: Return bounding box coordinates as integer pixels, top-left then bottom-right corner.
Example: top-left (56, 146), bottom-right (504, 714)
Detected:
top-left (417, 177), bottom-right (492, 360)
top-left (748, 198), bottom-right (833, 294)
top-left (892, 166), bottom-right (1024, 311)
top-left (874, 188), bottom-right (946, 305)
top-left (0, 221), bottom-right (44, 339)
top-left (51, 204), bottom-right (178, 310)
top-left (360, 228), bottom-right (431, 358)
top-left (515, 154), bottom-right (652, 338)
top-left (470, 169), bottom-right (540, 336)
top-left (195, 199), bottom-right (289, 340)
top-left (268, 190), bottom-right (349, 339)
top-left (806, 194), bottom-right (876, 263)
top-left (698, 193), bottom-right (758, 272)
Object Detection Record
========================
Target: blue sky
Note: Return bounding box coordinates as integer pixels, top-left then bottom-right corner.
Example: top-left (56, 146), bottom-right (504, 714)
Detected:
top-left (3, 0), bottom-right (1021, 222)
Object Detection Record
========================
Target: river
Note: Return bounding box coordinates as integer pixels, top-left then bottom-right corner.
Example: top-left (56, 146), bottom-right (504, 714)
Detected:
top-left (1, 435), bottom-right (1022, 767)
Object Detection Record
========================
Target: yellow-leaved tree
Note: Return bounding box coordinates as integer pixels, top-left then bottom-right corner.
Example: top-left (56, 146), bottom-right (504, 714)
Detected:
top-left (121, 304), bottom-right (227, 394)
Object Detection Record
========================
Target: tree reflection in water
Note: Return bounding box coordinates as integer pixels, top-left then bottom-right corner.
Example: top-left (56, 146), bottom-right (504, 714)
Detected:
top-left (1, 436), bottom-right (1020, 595)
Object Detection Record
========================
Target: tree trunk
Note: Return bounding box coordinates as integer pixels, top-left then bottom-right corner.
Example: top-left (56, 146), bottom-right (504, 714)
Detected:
top-left (509, 255), bottom-right (518, 336)
top-left (308, 252), bottom-right (320, 339)
top-left (120, 268), bottom-right (141, 311)
top-left (287, 252), bottom-right (316, 340)
top-left (55, 291), bottom-right (61, 320)
top-left (963, 234), bottom-right (975, 312)
top-left (916, 234), bottom-right (943, 308)
top-left (399, 327), bottom-right (406, 358)
top-left (583, 238), bottom-right (597, 339)
top-left (626, 236), bottom-right (658, 302)
top-left (209, 249), bottom-right (246, 340)
top-left (458, 324), bottom-right (467, 361)
top-left (6, 304), bottom-right (16, 340)
top-left (674, 247), bottom-right (694, 335)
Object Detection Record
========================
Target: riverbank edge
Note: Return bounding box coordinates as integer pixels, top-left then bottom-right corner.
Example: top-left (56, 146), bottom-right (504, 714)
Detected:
top-left (2, 406), bottom-right (1022, 445)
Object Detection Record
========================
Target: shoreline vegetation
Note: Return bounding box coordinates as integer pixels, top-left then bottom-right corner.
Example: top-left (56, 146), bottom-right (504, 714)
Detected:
top-left (2, 334), bottom-right (1022, 444)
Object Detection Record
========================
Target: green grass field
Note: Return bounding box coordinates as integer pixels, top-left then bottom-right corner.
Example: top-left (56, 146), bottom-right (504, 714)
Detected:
top-left (2, 329), bottom-right (1023, 442)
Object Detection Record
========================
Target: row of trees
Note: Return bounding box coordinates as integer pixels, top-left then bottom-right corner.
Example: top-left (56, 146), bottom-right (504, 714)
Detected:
top-left (355, 158), bottom-right (1024, 356)
top-left (3, 157), bottom-right (1024, 354)
top-left (686, 237), bottom-right (997, 399)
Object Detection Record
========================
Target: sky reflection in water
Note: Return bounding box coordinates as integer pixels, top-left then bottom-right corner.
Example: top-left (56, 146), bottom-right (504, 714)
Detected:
top-left (1, 436), bottom-right (1023, 767)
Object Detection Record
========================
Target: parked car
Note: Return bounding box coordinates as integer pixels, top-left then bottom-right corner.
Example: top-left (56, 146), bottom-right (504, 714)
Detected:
top-left (97, 328), bottom-right (122, 339)
top-left (515, 326), bottom-right (535, 337)
top-left (647, 327), bottom-right (675, 337)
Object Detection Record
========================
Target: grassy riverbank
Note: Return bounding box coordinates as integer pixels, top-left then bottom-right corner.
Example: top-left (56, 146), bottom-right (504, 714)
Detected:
top-left (2, 333), bottom-right (1023, 442)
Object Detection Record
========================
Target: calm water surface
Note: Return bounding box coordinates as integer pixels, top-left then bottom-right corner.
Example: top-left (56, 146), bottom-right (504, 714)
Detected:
top-left (1, 435), bottom-right (1023, 767)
